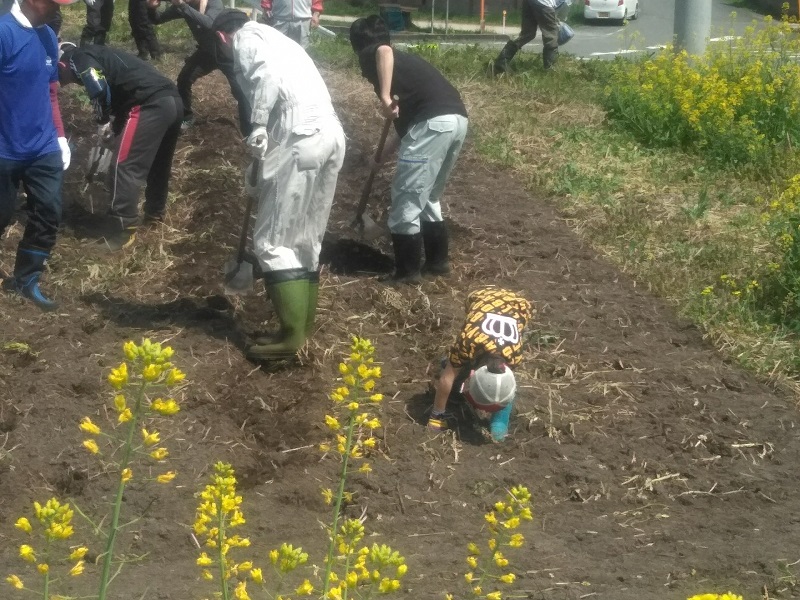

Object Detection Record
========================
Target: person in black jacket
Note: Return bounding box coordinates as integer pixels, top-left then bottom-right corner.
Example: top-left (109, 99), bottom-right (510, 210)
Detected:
top-left (130, 0), bottom-right (161, 60)
top-left (350, 16), bottom-right (468, 283)
top-left (58, 43), bottom-right (183, 250)
top-left (147, 0), bottom-right (250, 133)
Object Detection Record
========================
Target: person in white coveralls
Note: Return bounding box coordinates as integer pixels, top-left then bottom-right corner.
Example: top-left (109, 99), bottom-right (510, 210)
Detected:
top-left (212, 9), bottom-right (345, 362)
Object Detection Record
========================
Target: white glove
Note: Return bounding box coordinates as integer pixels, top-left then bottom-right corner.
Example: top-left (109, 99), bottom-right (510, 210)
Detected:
top-left (58, 137), bottom-right (71, 171)
top-left (245, 126), bottom-right (269, 159)
top-left (83, 0), bottom-right (96, 7)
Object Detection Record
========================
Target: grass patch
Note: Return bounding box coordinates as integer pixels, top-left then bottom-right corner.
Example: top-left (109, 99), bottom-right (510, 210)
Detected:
top-left (312, 37), bottom-right (800, 389)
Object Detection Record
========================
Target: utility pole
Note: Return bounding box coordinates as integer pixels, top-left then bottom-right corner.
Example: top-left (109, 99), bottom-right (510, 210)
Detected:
top-left (674, 0), bottom-right (712, 56)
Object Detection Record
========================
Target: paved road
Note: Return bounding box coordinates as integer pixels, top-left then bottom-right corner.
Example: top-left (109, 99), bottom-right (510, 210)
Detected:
top-left (323, 0), bottom-right (767, 58)
top-left (571, 0), bottom-right (764, 58)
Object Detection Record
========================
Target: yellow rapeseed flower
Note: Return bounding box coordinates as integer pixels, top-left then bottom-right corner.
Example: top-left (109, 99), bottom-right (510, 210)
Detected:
top-left (296, 579), bottom-right (314, 595)
top-left (19, 545), bottom-right (36, 563)
top-left (466, 556), bottom-right (477, 569)
top-left (157, 471), bottom-right (176, 484)
top-left (325, 415), bottom-right (341, 431)
top-left (15, 517), bottom-right (32, 534)
top-left (69, 547), bottom-right (89, 561)
top-left (500, 573), bottom-right (516, 584)
top-left (151, 397), bottom-right (180, 416)
top-left (250, 568), bottom-right (263, 584)
top-left (83, 440), bottom-right (100, 455)
top-left (79, 417), bottom-right (101, 435)
top-left (118, 408), bottom-right (132, 423)
top-left (165, 368), bottom-right (186, 386)
top-left (108, 363), bottom-right (128, 389)
top-left (37, 563), bottom-right (49, 575)
top-left (150, 448), bottom-right (169, 461)
top-left (321, 488), bottom-right (334, 505)
top-left (358, 463), bottom-right (372, 474)
top-left (114, 394), bottom-right (126, 412)
top-left (121, 468), bottom-right (132, 483)
top-left (141, 428), bottom-right (160, 447)
top-left (486, 592), bottom-right (502, 600)
top-left (69, 561), bottom-right (85, 576)
top-left (142, 364), bottom-right (162, 382)
top-left (6, 575), bottom-right (23, 589)
top-left (195, 552), bottom-right (214, 567)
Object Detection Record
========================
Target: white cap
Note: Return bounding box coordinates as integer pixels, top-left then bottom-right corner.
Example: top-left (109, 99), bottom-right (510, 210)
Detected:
top-left (464, 363), bottom-right (516, 413)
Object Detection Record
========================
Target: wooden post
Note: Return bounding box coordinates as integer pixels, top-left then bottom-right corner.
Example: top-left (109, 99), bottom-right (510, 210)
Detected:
top-left (480, 0), bottom-right (485, 33)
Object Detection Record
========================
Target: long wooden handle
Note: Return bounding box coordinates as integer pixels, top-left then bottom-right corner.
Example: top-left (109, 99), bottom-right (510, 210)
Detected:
top-left (236, 160), bottom-right (259, 262)
top-left (355, 96), bottom-right (399, 221)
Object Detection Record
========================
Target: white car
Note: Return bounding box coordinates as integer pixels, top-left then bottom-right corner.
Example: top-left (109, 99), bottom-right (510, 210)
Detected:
top-left (584, 0), bottom-right (640, 21)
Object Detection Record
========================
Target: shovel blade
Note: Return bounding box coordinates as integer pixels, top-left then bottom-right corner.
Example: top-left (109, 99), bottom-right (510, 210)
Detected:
top-left (357, 213), bottom-right (386, 242)
top-left (222, 259), bottom-right (254, 295)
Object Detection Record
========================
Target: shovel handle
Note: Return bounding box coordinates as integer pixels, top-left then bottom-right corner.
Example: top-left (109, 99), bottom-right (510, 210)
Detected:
top-left (355, 97), bottom-right (398, 222)
top-left (236, 160), bottom-right (259, 262)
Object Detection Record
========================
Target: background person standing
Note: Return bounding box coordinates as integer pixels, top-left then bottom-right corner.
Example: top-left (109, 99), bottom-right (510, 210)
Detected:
top-left (148, 0), bottom-right (251, 133)
top-left (491, 0), bottom-right (560, 74)
top-left (0, 0), bottom-right (75, 311)
top-left (259, 0), bottom-right (322, 49)
top-left (129, 0), bottom-right (161, 59)
top-left (80, 0), bottom-right (112, 45)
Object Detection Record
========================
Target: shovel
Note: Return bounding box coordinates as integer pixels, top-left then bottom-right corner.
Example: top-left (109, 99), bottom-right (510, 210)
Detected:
top-left (352, 105), bottom-right (397, 242)
top-left (223, 160), bottom-right (260, 295)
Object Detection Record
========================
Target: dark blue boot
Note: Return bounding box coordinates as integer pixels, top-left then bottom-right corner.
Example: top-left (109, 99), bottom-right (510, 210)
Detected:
top-left (2, 247), bottom-right (58, 311)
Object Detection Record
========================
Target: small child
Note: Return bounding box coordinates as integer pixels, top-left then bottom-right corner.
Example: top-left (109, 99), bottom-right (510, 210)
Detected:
top-left (429, 287), bottom-right (533, 442)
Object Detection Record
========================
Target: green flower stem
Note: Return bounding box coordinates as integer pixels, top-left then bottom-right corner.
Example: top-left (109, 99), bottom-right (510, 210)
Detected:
top-left (216, 500), bottom-right (230, 600)
top-left (323, 411), bottom-right (357, 598)
top-left (42, 539), bottom-right (51, 600)
top-left (98, 380), bottom-right (145, 600)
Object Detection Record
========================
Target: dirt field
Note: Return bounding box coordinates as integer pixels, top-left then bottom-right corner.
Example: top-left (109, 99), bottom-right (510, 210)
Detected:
top-left (2, 58), bottom-right (800, 600)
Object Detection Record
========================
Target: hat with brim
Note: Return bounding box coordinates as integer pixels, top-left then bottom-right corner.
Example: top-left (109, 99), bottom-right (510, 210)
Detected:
top-left (462, 364), bottom-right (516, 414)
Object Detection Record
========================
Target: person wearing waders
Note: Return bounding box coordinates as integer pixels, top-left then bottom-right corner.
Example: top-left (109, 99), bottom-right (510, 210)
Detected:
top-left (350, 16), bottom-right (468, 283)
top-left (213, 10), bottom-right (345, 361)
top-left (491, 0), bottom-right (559, 74)
top-left (58, 42), bottom-right (183, 250)
top-left (428, 287), bottom-right (533, 442)
top-left (259, 0), bottom-right (322, 49)
top-left (0, 0), bottom-right (76, 311)
top-left (147, 0), bottom-right (251, 134)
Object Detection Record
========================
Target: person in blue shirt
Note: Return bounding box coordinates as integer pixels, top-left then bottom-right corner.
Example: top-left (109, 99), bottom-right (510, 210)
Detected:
top-left (0, 0), bottom-right (76, 311)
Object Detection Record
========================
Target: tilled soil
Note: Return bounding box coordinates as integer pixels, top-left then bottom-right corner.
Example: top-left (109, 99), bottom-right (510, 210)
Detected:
top-left (1, 63), bottom-right (799, 600)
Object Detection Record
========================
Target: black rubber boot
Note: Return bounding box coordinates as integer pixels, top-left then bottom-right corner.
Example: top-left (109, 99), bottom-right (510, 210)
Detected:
top-left (135, 40), bottom-right (149, 60)
top-left (543, 47), bottom-right (558, 70)
top-left (246, 269), bottom-right (309, 360)
top-left (2, 246), bottom-right (58, 311)
top-left (421, 220), bottom-right (450, 276)
top-left (389, 233), bottom-right (423, 284)
top-left (492, 41), bottom-right (519, 76)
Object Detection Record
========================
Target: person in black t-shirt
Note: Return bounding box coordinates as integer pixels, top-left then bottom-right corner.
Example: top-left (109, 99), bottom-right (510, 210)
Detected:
top-left (350, 16), bottom-right (468, 283)
top-left (58, 43), bottom-right (183, 251)
top-left (147, 0), bottom-right (251, 134)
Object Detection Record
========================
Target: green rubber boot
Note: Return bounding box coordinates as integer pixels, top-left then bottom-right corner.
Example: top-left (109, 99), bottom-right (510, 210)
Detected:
top-left (306, 270), bottom-right (320, 337)
top-left (246, 269), bottom-right (309, 360)
top-left (253, 270), bottom-right (319, 344)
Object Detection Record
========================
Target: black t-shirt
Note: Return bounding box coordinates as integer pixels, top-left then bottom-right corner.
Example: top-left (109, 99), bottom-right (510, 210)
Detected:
top-left (67, 45), bottom-right (178, 123)
top-left (358, 43), bottom-right (467, 138)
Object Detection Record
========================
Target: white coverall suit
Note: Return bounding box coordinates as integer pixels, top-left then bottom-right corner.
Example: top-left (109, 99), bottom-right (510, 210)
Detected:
top-left (233, 21), bottom-right (345, 274)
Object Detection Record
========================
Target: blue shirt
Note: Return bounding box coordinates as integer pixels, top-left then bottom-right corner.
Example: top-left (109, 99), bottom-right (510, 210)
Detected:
top-left (0, 11), bottom-right (60, 161)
